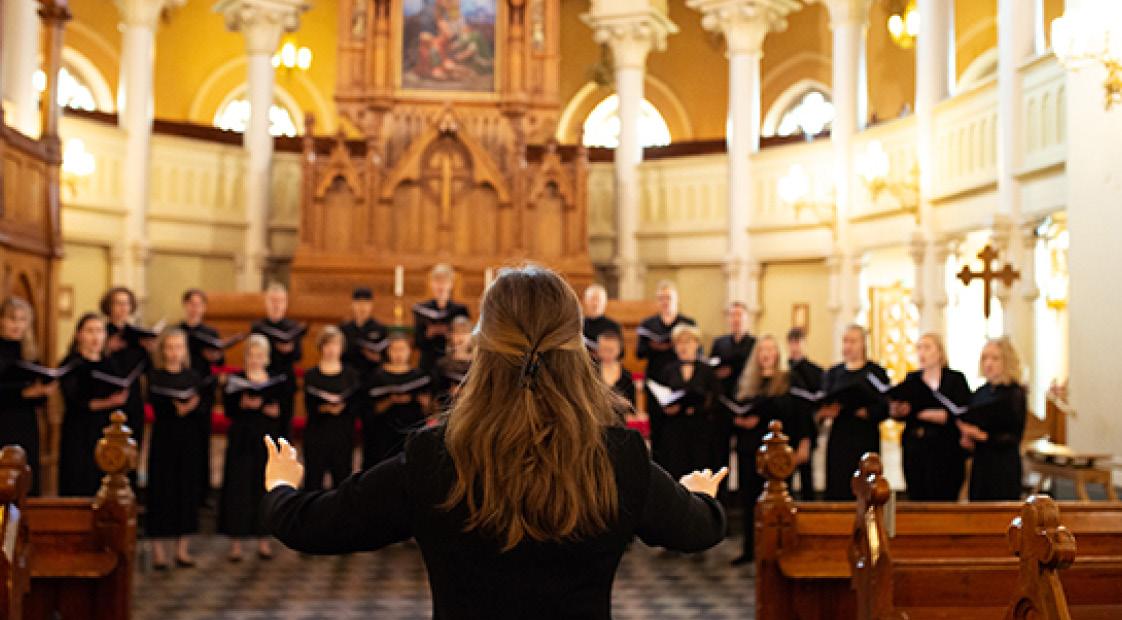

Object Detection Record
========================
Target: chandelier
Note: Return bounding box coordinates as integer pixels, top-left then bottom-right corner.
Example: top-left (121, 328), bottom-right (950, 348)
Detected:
top-left (886, 0), bottom-right (919, 50)
top-left (1051, 3), bottom-right (1122, 109)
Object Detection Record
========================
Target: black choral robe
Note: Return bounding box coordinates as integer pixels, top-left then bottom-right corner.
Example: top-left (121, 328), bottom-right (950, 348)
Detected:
top-left (709, 332), bottom-right (756, 481)
top-left (302, 367), bottom-right (361, 491)
top-left (0, 338), bottom-right (49, 495)
top-left (146, 368), bottom-right (207, 537)
top-left (340, 318), bottom-right (387, 377)
top-left (636, 313), bottom-right (696, 453)
top-left (218, 371), bottom-right (287, 537)
top-left (105, 322), bottom-right (150, 452)
top-left (363, 368), bottom-right (432, 469)
top-left (821, 361), bottom-right (890, 500)
top-left (180, 320), bottom-right (224, 499)
top-left (582, 315), bottom-right (623, 356)
top-left (58, 353), bottom-right (122, 497)
top-left (646, 360), bottom-right (722, 480)
top-left (967, 382), bottom-right (1027, 501)
top-left (412, 300), bottom-right (470, 372)
top-left (897, 368), bottom-right (971, 501)
top-left (788, 357), bottom-right (824, 500)
top-left (250, 317), bottom-right (304, 433)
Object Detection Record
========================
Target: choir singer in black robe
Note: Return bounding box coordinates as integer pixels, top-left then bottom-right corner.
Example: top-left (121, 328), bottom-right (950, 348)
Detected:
top-left (431, 316), bottom-right (474, 415)
top-left (340, 286), bottom-right (386, 377)
top-left (786, 327), bottom-right (823, 501)
top-left (958, 337), bottom-right (1027, 501)
top-left (303, 326), bottom-right (360, 491)
top-left (178, 288), bottom-right (224, 504)
top-left (146, 329), bottom-right (208, 568)
top-left (250, 283), bottom-right (303, 436)
top-left (581, 283), bottom-right (622, 355)
top-left (101, 286), bottom-right (152, 459)
top-left (218, 334), bottom-right (287, 561)
top-left (888, 333), bottom-right (970, 501)
top-left (413, 263), bottom-right (470, 372)
top-left (0, 297), bottom-right (57, 495)
top-left (818, 325), bottom-right (890, 501)
top-left (709, 302), bottom-right (756, 493)
top-left (595, 330), bottom-right (635, 411)
top-left (637, 280), bottom-right (696, 459)
top-left (261, 265), bottom-right (727, 620)
top-left (363, 333), bottom-right (432, 468)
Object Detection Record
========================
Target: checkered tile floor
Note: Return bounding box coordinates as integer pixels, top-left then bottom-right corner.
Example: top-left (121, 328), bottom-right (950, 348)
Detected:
top-left (133, 534), bottom-right (754, 619)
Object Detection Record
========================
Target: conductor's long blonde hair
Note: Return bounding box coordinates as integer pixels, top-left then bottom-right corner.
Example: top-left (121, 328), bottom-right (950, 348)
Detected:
top-left (442, 265), bottom-right (626, 551)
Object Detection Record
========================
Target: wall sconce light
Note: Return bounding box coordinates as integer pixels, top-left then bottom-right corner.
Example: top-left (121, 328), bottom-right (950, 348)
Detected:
top-left (61, 138), bottom-right (96, 199)
top-left (857, 139), bottom-right (919, 217)
top-left (778, 164), bottom-right (836, 225)
top-left (272, 38), bottom-right (312, 75)
top-left (886, 0), bottom-right (919, 50)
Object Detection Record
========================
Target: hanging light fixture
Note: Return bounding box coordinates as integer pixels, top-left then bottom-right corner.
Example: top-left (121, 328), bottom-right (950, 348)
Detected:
top-left (1051, 3), bottom-right (1122, 109)
top-left (886, 0), bottom-right (919, 50)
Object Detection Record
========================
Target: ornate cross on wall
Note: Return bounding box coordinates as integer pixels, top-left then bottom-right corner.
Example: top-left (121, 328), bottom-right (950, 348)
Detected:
top-left (956, 244), bottom-right (1021, 319)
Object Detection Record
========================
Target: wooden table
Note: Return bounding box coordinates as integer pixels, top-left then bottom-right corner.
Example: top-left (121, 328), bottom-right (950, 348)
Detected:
top-left (1025, 440), bottom-right (1118, 501)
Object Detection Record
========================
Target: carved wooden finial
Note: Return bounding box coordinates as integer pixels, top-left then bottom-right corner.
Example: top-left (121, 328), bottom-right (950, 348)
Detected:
top-left (0, 445), bottom-right (31, 507)
top-left (757, 419), bottom-right (796, 487)
top-left (852, 452), bottom-right (891, 511)
top-left (1006, 495), bottom-right (1076, 620)
top-left (94, 411), bottom-right (137, 509)
top-left (754, 419), bottom-right (799, 574)
top-left (848, 452), bottom-right (904, 620)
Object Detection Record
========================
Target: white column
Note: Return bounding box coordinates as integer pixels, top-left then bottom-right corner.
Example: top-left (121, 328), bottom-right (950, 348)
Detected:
top-left (914, 0), bottom-right (953, 334)
top-left (584, 2), bottom-right (676, 300)
top-left (690, 0), bottom-right (795, 310)
top-left (115, 0), bottom-right (184, 308)
top-left (823, 0), bottom-right (870, 346)
top-left (216, 0), bottom-right (307, 291)
top-left (2, 0), bottom-right (41, 136)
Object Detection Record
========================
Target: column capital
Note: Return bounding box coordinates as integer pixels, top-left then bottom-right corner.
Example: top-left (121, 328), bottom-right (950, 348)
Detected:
top-left (688, 0), bottom-right (799, 54)
top-left (115, 0), bottom-right (185, 29)
top-left (214, 0), bottom-right (309, 55)
top-left (816, 0), bottom-right (871, 28)
top-left (582, 2), bottom-right (678, 69)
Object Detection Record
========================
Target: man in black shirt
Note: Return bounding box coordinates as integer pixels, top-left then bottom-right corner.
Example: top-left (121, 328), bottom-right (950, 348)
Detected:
top-left (709, 302), bottom-right (756, 493)
top-left (787, 327), bottom-right (823, 501)
top-left (581, 284), bottom-right (621, 356)
top-left (340, 287), bottom-right (386, 378)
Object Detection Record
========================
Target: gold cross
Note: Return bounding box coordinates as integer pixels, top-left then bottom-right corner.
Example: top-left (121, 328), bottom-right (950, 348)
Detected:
top-left (956, 244), bottom-right (1021, 319)
top-left (437, 150), bottom-right (454, 229)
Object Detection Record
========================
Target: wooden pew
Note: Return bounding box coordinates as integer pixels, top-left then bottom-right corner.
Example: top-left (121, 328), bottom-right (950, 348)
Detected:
top-left (754, 421), bottom-right (1122, 620)
top-left (0, 447), bottom-right (33, 620)
top-left (22, 411), bottom-right (138, 620)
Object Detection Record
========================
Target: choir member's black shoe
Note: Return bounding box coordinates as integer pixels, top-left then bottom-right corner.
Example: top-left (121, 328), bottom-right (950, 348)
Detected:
top-left (257, 550), bottom-right (274, 561)
top-left (730, 554), bottom-right (753, 566)
top-left (175, 557), bottom-right (196, 568)
top-left (226, 553), bottom-right (243, 563)
top-left (152, 562), bottom-right (169, 571)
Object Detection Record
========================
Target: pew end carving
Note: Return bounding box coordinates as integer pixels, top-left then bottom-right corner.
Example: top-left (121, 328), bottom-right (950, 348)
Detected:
top-left (1005, 495), bottom-right (1077, 620)
top-left (850, 452), bottom-right (907, 620)
top-left (755, 420), bottom-right (799, 620)
top-left (0, 446), bottom-right (32, 620)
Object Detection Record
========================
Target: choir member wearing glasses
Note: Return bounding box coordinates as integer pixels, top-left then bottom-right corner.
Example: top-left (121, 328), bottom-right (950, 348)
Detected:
top-left (218, 334), bottom-right (287, 561)
top-left (59, 313), bottom-right (129, 496)
top-left (260, 266), bottom-right (727, 619)
top-left (302, 326), bottom-right (361, 491)
top-left (146, 329), bottom-right (209, 569)
top-left (888, 333), bottom-right (971, 501)
top-left (817, 325), bottom-right (890, 501)
top-left (0, 297), bottom-right (56, 495)
top-left (958, 337), bottom-right (1027, 501)
top-left (363, 333), bottom-right (432, 468)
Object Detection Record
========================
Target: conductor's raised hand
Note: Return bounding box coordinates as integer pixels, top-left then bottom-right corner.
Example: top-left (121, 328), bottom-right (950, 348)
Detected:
top-left (679, 467), bottom-right (729, 498)
top-left (264, 435), bottom-right (304, 492)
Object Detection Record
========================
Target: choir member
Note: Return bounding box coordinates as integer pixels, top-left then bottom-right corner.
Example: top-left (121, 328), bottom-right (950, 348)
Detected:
top-left (261, 266), bottom-right (727, 618)
top-left (413, 263), bottom-right (470, 372)
top-left (250, 283), bottom-right (303, 435)
top-left (581, 284), bottom-right (621, 355)
top-left (218, 334), bottom-right (287, 561)
top-left (818, 325), bottom-right (890, 501)
top-left (59, 313), bottom-right (129, 496)
top-left (101, 286), bottom-right (152, 454)
top-left (637, 281), bottom-right (697, 456)
top-left (0, 297), bottom-right (56, 495)
top-left (431, 316), bottom-right (474, 414)
top-left (146, 329), bottom-right (208, 569)
top-left (709, 302), bottom-right (756, 495)
top-left (786, 327), bottom-right (824, 501)
top-left (303, 326), bottom-right (360, 491)
top-left (730, 335), bottom-right (802, 565)
top-left (178, 288), bottom-right (223, 503)
top-left (340, 286), bottom-right (386, 377)
top-left (595, 330), bottom-right (635, 410)
top-left (888, 333), bottom-right (970, 501)
top-left (646, 324), bottom-right (721, 481)
top-left (363, 333), bottom-right (432, 468)
top-left (958, 337), bottom-right (1027, 501)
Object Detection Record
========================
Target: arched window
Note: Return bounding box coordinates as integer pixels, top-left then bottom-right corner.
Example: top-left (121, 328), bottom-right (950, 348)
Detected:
top-left (581, 94), bottom-right (672, 149)
top-left (774, 90), bottom-right (835, 138)
top-left (33, 66), bottom-right (98, 112)
top-left (213, 98), bottom-right (299, 137)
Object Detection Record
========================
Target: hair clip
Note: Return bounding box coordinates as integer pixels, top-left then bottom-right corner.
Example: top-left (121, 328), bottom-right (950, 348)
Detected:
top-left (519, 343), bottom-right (543, 390)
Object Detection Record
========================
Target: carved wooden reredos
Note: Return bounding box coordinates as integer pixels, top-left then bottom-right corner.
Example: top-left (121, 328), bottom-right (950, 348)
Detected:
top-left (291, 0), bottom-right (591, 302)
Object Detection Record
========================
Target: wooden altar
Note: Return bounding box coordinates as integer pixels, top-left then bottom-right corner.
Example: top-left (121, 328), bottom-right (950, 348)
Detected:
top-left (289, 0), bottom-right (593, 303)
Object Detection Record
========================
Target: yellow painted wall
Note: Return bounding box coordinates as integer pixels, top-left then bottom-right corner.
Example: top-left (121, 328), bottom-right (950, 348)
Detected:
top-left (956, 0), bottom-right (997, 80)
top-left (756, 260), bottom-right (832, 367)
top-left (146, 253), bottom-right (238, 325)
top-left (57, 242), bottom-right (110, 358)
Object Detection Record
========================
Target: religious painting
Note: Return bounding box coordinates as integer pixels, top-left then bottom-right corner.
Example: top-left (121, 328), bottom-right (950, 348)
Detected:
top-left (401, 0), bottom-right (497, 92)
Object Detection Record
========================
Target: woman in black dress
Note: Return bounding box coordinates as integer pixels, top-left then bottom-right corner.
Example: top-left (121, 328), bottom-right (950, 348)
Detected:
top-left (146, 329), bottom-right (207, 568)
top-left (646, 324), bottom-right (723, 482)
top-left (303, 326), bottom-right (360, 491)
top-left (730, 334), bottom-right (802, 565)
top-left (888, 333), bottom-right (971, 501)
top-left (101, 287), bottom-right (152, 455)
top-left (59, 313), bottom-right (129, 496)
top-left (178, 288), bottom-right (224, 503)
top-left (218, 334), bottom-right (286, 561)
top-left (0, 297), bottom-right (56, 495)
top-left (818, 325), bottom-right (890, 501)
top-left (431, 316), bottom-right (474, 415)
top-left (363, 333), bottom-right (432, 468)
top-left (958, 337), bottom-right (1027, 501)
top-left (259, 265), bottom-right (727, 619)
top-left (595, 329), bottom-right (635, 410)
